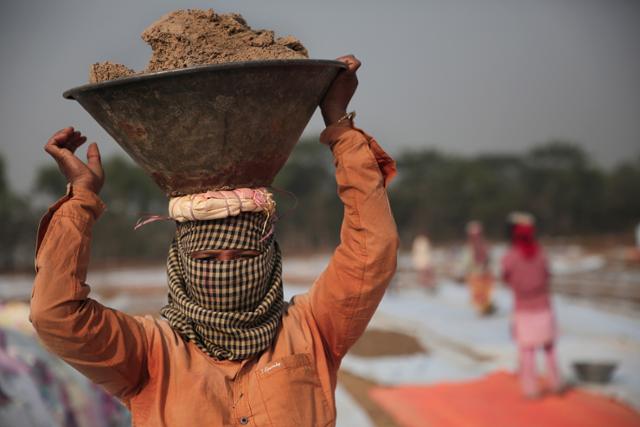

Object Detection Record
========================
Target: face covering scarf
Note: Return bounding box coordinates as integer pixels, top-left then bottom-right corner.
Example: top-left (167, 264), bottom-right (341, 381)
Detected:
top-left (160, 212), bottom-right (284, 360)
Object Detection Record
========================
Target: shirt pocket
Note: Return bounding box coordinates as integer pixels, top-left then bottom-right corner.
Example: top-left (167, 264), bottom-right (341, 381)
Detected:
top-left (255, 353), bottom-right (332, 427)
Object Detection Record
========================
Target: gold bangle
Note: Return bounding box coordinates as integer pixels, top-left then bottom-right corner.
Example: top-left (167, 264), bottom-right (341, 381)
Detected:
top-left (337, 111), bottom-right (356, 124)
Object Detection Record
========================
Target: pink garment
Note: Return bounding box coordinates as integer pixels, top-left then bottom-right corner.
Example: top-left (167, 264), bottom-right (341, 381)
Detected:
top-left (519, 343), bottom-right (560, 396)
top-left (502, 248), bottom-right (551, 311)
top-left (513, 308), bottom-right (556, 347)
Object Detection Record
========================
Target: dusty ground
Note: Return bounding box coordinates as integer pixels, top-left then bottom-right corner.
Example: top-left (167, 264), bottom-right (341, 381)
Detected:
top-left (349, 328), bottom-right (427, 358)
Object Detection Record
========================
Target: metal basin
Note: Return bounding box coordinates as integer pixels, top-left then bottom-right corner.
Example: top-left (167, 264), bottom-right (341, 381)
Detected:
top-left (573, 361), bottom-right (618, 384)
top-left (63, 59), bottom-right (345, 196)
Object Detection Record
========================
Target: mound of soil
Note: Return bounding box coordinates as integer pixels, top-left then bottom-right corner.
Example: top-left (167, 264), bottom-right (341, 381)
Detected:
top-left (89, 9), bottom-right (308, 83)
top-left (349, 328), bottom-right (427, 358)
top-left (89, 61), bottom-right (135, 83)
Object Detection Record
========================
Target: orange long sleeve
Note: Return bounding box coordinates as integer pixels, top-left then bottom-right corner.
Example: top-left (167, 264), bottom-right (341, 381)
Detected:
top-left (30, 186), bottom-right (149, 400)
top-left (308, 125), bottom-right (399, 363)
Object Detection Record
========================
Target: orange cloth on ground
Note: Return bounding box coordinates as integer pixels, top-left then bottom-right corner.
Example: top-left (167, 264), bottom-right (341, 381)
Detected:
top-left (30, 126), bottom-right (399, 427)
top-left (369, 371), bottom-right (640, 427)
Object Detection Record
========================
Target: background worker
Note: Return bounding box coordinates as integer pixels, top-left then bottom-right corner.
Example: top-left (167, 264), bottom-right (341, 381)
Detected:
top-left (412, 233), bottom-right (437, 292)
top-left (502, 214), bottom-right (562, 398)
top-left (461, 220), bottom-right (495, 315)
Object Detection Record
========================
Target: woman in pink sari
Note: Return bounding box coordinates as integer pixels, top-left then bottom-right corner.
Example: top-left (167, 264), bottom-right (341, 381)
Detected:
top-left (502, 216), bottom-right (561, 397)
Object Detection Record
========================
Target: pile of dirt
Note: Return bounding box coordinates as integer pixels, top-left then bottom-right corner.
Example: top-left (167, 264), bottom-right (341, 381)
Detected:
top-left (89, 9), bottom-right (308, 84)
top-left (349, 328), bottom-right (427, 358)
top-left (89, 61), bottom-right (136, 84)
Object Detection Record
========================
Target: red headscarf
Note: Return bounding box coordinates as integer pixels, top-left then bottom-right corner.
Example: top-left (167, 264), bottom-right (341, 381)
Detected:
top-left (512, 223), bottom-right (539, 258)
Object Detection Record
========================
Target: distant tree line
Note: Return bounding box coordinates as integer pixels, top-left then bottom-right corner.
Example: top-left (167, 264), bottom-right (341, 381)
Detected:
top-left (0, 156), bottom-right (34, 270)
top-left (391, 141), bottom-right (640, 242)
top-left (1, 137), bottom-right (639, 270)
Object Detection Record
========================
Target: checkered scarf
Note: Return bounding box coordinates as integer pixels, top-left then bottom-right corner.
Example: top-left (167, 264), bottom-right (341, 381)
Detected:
top-left (160, 212), bottom-right (284, 360)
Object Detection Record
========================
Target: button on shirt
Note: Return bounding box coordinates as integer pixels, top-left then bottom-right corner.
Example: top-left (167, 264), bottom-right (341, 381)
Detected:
top-left (30, 126), bottom-right (399, 427)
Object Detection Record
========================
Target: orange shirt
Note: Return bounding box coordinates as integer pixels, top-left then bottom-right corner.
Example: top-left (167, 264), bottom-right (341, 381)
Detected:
top-left (30, 125), bottom-right (399, 427)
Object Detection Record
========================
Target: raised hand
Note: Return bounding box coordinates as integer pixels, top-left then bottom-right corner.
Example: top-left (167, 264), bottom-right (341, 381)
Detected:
top-left (44, 127), bottom-right (105, 194)
top-left (320, 54), bottom-right (361, 126)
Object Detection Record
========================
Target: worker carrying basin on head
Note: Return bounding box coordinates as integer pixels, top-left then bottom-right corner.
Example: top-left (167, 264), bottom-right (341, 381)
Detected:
top-left (30, 50), bottom-right (399, 427)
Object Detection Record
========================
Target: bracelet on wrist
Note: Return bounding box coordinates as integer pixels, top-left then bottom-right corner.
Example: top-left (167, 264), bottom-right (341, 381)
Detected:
top-left (336, 111), bottom-right (356, 125)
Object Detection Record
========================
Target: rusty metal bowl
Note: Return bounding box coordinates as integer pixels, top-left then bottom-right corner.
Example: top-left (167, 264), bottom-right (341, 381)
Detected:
top-left (573, 361), bottom-right (618, 384)
top-left (63, 59), bottom-right (345, 196)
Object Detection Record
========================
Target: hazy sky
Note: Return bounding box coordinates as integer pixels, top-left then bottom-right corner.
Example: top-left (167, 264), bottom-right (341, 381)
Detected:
top-left (1, 0), bottom-right (639, 193)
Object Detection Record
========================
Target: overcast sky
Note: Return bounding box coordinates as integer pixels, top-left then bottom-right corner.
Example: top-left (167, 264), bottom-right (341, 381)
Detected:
top-left (1, 0), bottom-right (639, 193)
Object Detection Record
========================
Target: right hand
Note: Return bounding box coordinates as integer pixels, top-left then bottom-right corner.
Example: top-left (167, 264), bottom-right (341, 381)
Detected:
top-left (44, 127), bottom-right (105, 194)
top-left (320, 54), bottom-right (362, 126)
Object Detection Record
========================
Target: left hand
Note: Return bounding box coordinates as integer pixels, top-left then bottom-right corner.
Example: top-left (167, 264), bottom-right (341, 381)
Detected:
top-left (320, 54), bottom-right (361, 126)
